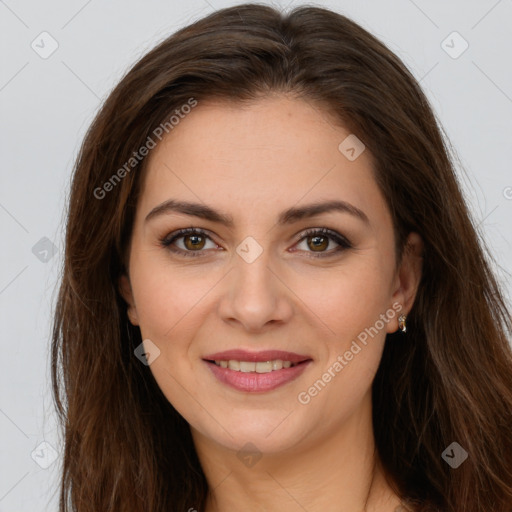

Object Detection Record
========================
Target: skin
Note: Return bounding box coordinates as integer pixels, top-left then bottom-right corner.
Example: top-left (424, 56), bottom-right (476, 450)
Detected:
top-left (120, 95), bottom-right (423, 512)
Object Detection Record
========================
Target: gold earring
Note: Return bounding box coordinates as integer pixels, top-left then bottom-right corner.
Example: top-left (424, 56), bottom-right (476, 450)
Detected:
top-left (398, 314), bottom-right (407, 333)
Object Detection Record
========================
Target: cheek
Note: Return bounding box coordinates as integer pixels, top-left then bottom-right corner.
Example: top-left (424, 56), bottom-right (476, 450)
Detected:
top-left (129, 260), bottom-right (214, 422)
top-left (130, 252), bottom-right (214, 342)
top-left (297, 274), bottom-right (388, 429)
top-left (293, 259), bottom-right (392, 407)
top-left (297, 258), bottom-right (393, 342)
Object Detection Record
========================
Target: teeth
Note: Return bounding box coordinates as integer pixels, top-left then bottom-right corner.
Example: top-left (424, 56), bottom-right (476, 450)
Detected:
top-left (213, 359), bottom-right (299, 373)
top-left (240, 361), bottom-right (256, 373)
top-left (228, 360), bottom-right (240, 371)
top-left (272, 360), bottom-right (283, 370)
top-left (256, 361), bottom-right (273, 373)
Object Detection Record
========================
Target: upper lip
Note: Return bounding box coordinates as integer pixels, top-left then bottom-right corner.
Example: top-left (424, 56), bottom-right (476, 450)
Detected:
top-left (203, 349), bottom-right (312, 364)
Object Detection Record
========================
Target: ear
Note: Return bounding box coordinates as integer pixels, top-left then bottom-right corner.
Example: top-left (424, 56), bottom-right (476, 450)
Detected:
top-left (386, 232), bottom-right (423, 333)
top-left (118, 274), bottom-right (139, 326)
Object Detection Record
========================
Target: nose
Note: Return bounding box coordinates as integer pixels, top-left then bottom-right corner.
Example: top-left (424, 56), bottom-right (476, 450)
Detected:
top-left (217, 245), bottom-right (294, 333)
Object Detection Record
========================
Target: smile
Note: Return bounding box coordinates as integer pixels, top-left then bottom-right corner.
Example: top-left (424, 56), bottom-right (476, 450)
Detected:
top-left (212, 359), bottom-right (298, 372)
top-left (203, 349), bottom-right (312, 392)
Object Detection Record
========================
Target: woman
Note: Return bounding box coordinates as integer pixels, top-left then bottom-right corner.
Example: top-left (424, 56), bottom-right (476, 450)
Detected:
top-left (51, 3), bottom-right (512, 511)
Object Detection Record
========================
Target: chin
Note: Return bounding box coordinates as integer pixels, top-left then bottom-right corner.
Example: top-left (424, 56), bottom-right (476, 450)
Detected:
top-left (191, 408), bottom-right (310, 455)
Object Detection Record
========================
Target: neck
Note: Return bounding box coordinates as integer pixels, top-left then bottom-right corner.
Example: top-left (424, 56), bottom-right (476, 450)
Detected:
top-left (191, 392), bottom-right (401, 512)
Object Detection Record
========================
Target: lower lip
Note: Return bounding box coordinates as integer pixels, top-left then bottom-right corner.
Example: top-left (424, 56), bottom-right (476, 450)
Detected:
top-left (204, 360), bottom-right (312, 392)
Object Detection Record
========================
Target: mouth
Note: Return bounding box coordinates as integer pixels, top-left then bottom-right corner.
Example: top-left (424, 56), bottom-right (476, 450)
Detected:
top-left (202, 349), bottom-right (313, 392)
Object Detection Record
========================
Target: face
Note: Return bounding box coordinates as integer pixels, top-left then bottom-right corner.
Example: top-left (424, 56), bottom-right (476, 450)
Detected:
top-left (120, 95), bottom-right (422, 454)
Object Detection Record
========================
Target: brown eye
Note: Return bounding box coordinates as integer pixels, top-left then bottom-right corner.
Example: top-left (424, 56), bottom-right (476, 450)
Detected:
top-left (307, 235), bottom-right (329, 252)
top-left (161, 227), bottom-right (351, 259)
top-left (161, 228), bottom-right (219, 258)
top-left (183, 233), bottom-right (206, 251)
top-left (294, 228), bottom-right (352, 258)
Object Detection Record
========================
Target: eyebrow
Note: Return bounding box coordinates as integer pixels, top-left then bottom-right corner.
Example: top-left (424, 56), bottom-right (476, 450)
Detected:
top-left (145, 198), bottom-right (370, 226)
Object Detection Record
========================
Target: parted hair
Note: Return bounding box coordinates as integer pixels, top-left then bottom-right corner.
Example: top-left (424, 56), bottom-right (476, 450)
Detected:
top-left (52, 4), bottom-right (512, 511)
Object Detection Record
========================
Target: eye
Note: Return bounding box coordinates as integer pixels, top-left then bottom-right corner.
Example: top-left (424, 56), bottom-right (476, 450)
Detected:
top-left (293, 228), bottom-right (352, 258)
top-left (160, 227), bottom-right (352, 258)
top-left (160, 228), bottom-right (220, 257)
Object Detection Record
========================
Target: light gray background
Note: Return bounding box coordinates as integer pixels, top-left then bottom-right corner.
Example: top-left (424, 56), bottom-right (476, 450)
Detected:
top-left (1, 0), bottom-right (511, 510)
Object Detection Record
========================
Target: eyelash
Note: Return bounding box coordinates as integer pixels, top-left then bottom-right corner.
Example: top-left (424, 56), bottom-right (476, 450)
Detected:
top-left (160, 227), bottom-right (352, 259)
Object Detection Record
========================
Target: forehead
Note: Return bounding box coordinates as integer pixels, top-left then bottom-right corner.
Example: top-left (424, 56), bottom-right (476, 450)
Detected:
top-left (139, 96), bottom-right (388, 226)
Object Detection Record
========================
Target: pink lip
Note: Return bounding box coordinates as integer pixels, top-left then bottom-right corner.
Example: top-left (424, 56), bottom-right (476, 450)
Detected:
top-left (203, 349), bottom-right (311, 364)
top-left (202, 349), bottom-right (313, 392)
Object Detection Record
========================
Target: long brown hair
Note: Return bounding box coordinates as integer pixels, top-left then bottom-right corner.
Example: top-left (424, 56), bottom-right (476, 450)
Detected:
top-left (51, 4), bottom-right (512, 511)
